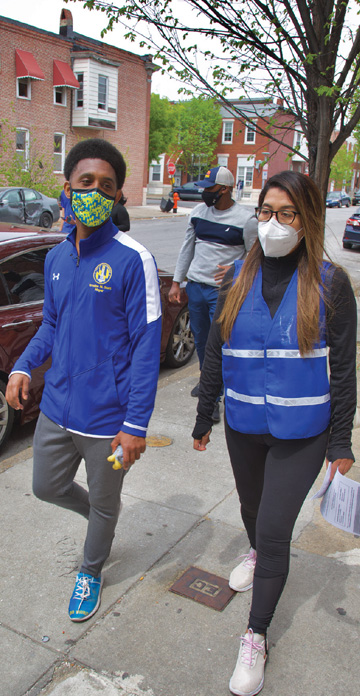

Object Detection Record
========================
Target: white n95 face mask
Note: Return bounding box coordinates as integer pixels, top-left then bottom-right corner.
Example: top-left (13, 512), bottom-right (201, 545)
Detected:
top-left (258, 218), bottom-right (303, 257)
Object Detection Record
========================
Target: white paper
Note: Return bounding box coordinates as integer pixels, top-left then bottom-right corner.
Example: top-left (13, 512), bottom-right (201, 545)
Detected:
top-left (310, 464), bottom-right (332, 500)
top-left (319, 470), bottom-right (360, 535)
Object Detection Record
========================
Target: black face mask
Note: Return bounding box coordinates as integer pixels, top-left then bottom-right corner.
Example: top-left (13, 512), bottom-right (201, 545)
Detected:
top-left (201, 188), bottom-right (223, 207)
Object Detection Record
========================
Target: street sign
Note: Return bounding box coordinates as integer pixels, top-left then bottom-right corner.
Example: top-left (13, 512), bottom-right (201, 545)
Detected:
top-left (167, 161), bottom-right (176, 176)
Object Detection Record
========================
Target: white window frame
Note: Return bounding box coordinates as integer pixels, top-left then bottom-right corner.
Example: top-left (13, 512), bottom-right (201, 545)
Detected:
top-left (17, 77), bottom-right (31, 100)
top-left (16, 128), bottom-right (30, 170)
top-left (75, 72), bottom-right (84, 109)
top-left (151, 164), bottom-right (161, 182)
top-left (222, 120), bottom-right (234, 144)
top-left (53, 133), bottom-right (65, 174)
top-left (245, 122), bottom-right (256, 144)
top-left (54, 86), bottom-right (67, 107)
top-left (98, 74), bottom-right (108, 111)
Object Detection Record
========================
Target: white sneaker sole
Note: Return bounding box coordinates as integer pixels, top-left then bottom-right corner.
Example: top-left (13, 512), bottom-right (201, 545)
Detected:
top-left (229, 580), bottom-right (253, 592)
top-left (229, 674), bottom-right (264, 696)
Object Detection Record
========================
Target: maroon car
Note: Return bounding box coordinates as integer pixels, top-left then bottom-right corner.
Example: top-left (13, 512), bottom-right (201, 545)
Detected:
top-left (0, 223), bottom-right (194, 447)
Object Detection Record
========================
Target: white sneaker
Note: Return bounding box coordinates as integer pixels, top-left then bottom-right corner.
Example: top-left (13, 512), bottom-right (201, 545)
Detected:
top-left (229, 629), bottom-right (267, 696)
top-left (229, 548), bottom-right (256, 592)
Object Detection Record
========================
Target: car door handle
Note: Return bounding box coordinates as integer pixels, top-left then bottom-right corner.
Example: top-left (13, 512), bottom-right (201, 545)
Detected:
top-left (1, 320), bottom-right (33, 329)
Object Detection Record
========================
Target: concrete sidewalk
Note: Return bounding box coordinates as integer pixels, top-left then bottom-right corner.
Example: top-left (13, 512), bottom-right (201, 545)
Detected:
top-left (1, 362), bottom-right (360, 696)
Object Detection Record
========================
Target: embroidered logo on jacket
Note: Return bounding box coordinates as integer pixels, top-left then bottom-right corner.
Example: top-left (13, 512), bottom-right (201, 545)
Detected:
top-left (90, 263), bottom-right (113, 293)
top-left (93, 263), bottom-right (112, 284)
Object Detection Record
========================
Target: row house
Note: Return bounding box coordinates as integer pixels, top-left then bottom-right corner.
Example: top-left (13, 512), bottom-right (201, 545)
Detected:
top-left (148, 98), bottom-right (307, 201)
top-left (0, 9), bottom-right (156, 204)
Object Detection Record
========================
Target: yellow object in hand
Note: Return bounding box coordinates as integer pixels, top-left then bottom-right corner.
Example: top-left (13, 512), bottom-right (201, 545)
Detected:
top-left (107, 445), bottom-right (123, 470)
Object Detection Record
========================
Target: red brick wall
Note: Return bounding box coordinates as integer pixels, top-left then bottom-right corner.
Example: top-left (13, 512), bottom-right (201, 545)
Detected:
top-left (0, 17), bottom-right (151, 205)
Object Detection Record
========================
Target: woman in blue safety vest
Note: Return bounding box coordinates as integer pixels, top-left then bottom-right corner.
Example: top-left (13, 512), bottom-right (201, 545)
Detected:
top-left (192, 170), bottom-right (357, 696)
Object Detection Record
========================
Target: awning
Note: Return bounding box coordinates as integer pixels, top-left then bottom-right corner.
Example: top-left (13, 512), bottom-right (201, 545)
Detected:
top-left (15, 49), bottom-right (45, 80)
top-left (53, 60), bottom-right (80, 89)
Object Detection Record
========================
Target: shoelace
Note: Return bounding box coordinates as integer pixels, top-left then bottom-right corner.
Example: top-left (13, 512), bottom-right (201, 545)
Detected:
top-left (73, 576), bottom-right (91, 608)
top-left (240, 630), bottom-right (264, 667)
top-left (239, 549), bottom-right (257, 570)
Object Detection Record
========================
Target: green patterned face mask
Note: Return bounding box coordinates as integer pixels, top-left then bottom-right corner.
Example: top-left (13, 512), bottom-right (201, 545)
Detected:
top-left (70, 188), bottom-right (115, 227)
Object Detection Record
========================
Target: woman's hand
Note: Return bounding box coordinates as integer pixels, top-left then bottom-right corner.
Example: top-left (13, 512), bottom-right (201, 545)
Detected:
top-left (326, 458), bottom-right (354, 482)
top-left (193, 431), bottom-right (211, 451)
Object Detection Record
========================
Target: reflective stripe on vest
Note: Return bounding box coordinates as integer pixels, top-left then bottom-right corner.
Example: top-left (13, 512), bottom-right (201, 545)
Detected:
top-left (222, 260), bottom-right (332, 439)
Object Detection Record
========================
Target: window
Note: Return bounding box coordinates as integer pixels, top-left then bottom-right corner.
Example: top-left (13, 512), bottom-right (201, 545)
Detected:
top-left (16, 128), bottom-right (29, 170)
top-left (98, 75), bottom-right (108, 110)
top-left (54, 133), bottom-right (65, 173)
top-left (294, 130), bottom-right (302, 148)
top-left (23, 189), bottom-right (41, 202)
top-left (237, 165), bottom-right (254, 193)
top-left (151, 164), bottom-right (161, 182)
top-left (54, 86), bottom-right (66, 106)
top-left (245, 123), bottom-right (256, 144)
top-left (222, 121), bottom-right (233, 144)
top-left (1, 248), bottom-right (52, 305)
top-left (17, 77), bottom-right (31, 99)
top-left (217, 155), bottom-right (229, 167)
top-left (75, 73), bottom-right (84, 108)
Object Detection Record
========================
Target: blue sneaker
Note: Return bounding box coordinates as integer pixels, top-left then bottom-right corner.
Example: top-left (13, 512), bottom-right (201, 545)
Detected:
top-left (68, 572), bottom-right (102, 622)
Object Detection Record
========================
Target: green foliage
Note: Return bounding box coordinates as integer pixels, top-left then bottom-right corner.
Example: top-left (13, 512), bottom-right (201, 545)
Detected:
top-left (149, 94), bottom-right (180, 164)
top-left (330, 144), bottom-right (355, 188)
top-left (0, 119), bottom-right (61, 198)
top-left (176, 97), bottom-right (222, 176)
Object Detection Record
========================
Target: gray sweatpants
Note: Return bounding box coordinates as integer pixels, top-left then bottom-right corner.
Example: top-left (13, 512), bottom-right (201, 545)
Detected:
top-left (33, 412), bottom-right (126, 577)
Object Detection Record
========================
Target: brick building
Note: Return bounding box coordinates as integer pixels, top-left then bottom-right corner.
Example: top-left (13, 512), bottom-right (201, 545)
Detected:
top-left (0, 9), bottom-right (156, 204)
top-left (148, 98), bottom-right (307, 201)
top-left (216, 99), bottom-right (307, 203)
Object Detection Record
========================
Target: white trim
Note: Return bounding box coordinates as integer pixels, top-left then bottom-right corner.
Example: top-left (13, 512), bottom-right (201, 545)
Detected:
top-left (227, 388), bottom-right (265, 405)
top-left (266, 393), bottom-right (330, 406)
top-left (123, 421), bottom-right (147, 432)
top-left (266, 348), bottom-right (327, 359)
top-left (222, 348), bottom-right (264, 358)
top-left (114, 231), bottom-right (162, 323)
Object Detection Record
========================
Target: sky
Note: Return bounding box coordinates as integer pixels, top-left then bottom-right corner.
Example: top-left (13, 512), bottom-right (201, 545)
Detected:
top-left (0, 0), bottom-right (182, 99)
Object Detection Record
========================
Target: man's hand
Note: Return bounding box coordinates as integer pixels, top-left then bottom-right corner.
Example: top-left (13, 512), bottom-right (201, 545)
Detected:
top-left (111, 431), bottom-right (146, 470)
top-left (214, 264), bottom-right (231, 284)
top-left (326, 457), bottom-right (354, 481)
top-left (169, 281), bottom-right (181, 304)
top-left (193, 431), bottom-right (211, 451)
top-left (5, 374), bottom-right (30, 410)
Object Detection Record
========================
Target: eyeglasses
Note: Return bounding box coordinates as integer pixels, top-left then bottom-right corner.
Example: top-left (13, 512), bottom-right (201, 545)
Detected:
top-left (255, 208), bottom-right (300, 225)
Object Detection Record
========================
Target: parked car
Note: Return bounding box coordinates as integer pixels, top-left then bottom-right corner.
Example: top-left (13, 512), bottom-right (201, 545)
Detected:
top-left (171, 182), bottom-right (204, 201)
top-left (342, 207), bottom-right (360, 249)
top-left (0, 187), bottom-right (60, 228)
top-left (0, 223), bottom-right (194, 447)
top-left (325, 191), bottom-right (351, 208)
top-left (352, 190), bottom-right (360, 206)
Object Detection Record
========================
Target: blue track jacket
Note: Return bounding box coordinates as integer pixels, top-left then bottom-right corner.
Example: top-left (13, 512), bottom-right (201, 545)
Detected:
top-left (12, 219), bottom-right (162, 438)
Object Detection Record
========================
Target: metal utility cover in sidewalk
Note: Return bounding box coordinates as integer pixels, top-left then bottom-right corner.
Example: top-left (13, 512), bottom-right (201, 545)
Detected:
top-left (169, 566), bottom-right (236, 611)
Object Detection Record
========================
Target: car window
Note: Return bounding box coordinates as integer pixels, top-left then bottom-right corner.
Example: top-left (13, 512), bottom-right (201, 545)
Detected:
top-left (0, 247), bottom-right (53, 305)
top-left (23, 189), bottom-right (39, 202)
top-left (3, 190), bottom-right (22, 205)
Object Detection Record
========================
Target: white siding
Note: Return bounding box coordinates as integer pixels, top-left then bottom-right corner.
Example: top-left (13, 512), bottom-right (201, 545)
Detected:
top-left (72, 57), bottom-right (118, 130)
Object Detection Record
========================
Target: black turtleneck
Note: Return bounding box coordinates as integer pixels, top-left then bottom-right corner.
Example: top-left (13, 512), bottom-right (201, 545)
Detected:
top-left (192, 250), bottom-right (357, 462)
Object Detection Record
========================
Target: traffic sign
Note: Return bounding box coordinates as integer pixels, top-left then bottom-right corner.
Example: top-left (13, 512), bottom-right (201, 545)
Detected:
top-left (167, 161), bottom-right (176, 176)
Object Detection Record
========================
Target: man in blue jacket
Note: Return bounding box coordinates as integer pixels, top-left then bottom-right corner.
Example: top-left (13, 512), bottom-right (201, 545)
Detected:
top-left (6, 138), bottom-right (162, 622)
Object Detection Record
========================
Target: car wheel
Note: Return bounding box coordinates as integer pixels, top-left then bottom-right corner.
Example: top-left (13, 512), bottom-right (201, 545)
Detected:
top-left (0, 379), bottom-right (14, 449)
top-left (39, 212), bottom-right (53, 228)
top-left (165, 306), bottom-right (195, 368)
top-left (338, 202), bottom-right (341, 208)
top-left (343, 241), bottom-right (352, 249)
top-left (346, 202), bottom-right (350, 207)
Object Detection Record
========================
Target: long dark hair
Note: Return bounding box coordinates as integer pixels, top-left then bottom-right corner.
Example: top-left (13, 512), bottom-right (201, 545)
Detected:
top-left (219, 171), bottom-right (330, 355)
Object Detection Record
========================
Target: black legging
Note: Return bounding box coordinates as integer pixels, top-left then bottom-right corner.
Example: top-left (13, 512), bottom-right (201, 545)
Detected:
top-left (225, 418), bottom-right (330, 635)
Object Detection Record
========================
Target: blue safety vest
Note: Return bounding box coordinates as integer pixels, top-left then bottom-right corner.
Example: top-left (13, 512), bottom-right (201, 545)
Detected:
top-left (222, 260), bottom-right (331, 439)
